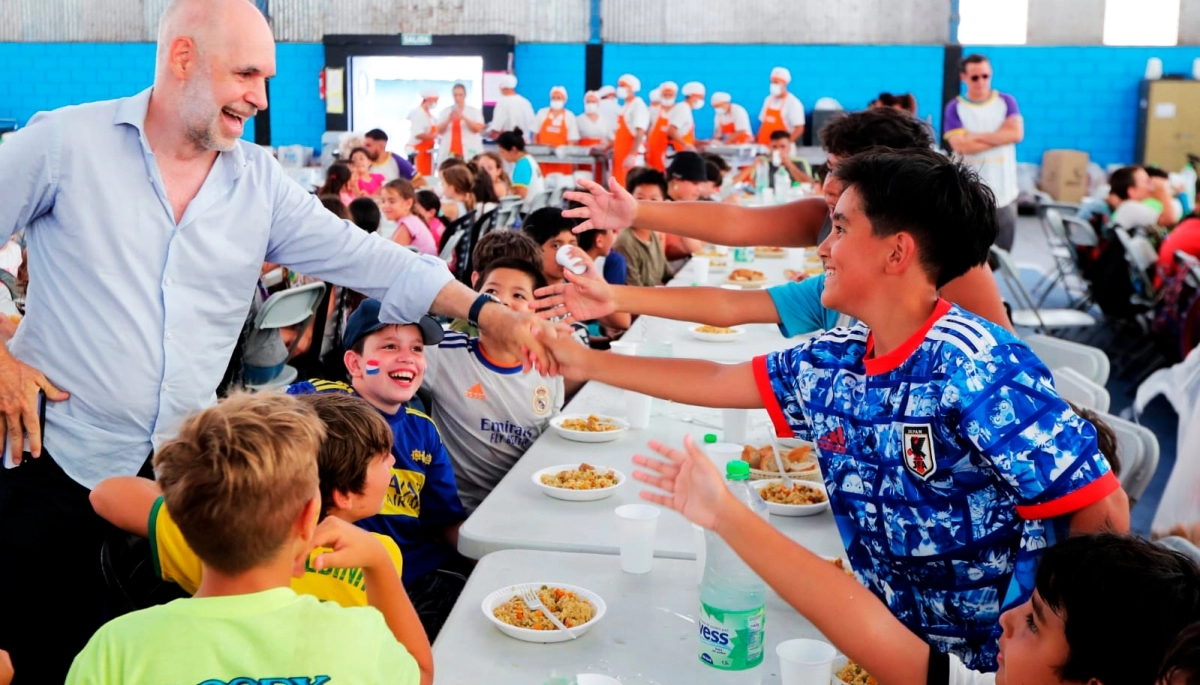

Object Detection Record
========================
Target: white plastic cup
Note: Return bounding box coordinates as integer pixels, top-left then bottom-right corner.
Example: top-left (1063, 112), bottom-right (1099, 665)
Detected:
top-left (609, 340), bottom-right (639, 356)
top-left (625, 391), bottom-right (653, 429)
top-left (691, 256), bottom-right (710, 284)
top-left (706, 441), bottom-right (746, 463)
top-left (615, 504), bottom-right (660, 573)
top-left (722, 408), bottom-right (750, 444)
top-left (777, 639), bottom-right (837, 685)
top-left (692, 523), bottom-right (707, 586)
top-left (640, 340), bottom-right (674, 358)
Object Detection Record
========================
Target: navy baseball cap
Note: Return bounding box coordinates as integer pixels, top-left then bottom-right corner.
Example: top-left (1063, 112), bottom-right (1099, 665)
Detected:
top-left (343, 298), bottom-right (444, 351)
top-left (666, 151), bottom-right (708, 183)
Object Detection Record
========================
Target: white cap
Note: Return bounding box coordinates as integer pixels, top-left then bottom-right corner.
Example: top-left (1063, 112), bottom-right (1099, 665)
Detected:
top-left (419, 87), bottom-right (439, 99)
top-left (499, 74), bottom-right (518, 90)
top-left (711, 91), bottom-right (732, 106)
top-left (584, 90), bottom-right (600, 102)
top-left (550, 85), bottom-right (567, 99)
top-left (659, 81), bottom-right (679, 96)
top-left (682, 81), bottom-right (705, 97)
top-left (597, 85), bottom-right (616, 98)
top-left (770, 66), bottom-right (791, 83)
top-left (617, 74), bottom-right (640, 92)
top-left (649, 88), bottom-right (661, 104)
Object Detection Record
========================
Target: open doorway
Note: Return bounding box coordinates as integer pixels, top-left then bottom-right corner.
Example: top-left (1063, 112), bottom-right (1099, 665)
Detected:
top-left (349, 55), bottom-right (484, 153)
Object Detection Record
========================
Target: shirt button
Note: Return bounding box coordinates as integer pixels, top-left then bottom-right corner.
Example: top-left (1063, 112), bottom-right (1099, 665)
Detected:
top-left (165, 331), bottom-right (173, 340)
top-left (161, 382), bottom-right (170, 392)
top-left (164, 278), bottom-right (173, 287)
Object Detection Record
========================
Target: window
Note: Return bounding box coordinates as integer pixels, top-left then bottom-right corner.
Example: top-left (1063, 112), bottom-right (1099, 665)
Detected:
top-left (1103, 0), bottom-right (1180, 46)
top-left (957, 0), bottom-right (1029, 45)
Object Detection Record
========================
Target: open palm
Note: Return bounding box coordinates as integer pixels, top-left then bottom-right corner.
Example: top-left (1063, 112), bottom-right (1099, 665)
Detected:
top-left (533, 268), bottom-right (617, 322)
top-left (563, 178), bottom-right (638, 234)
top-left (633, 436), bottom-right (733, 531)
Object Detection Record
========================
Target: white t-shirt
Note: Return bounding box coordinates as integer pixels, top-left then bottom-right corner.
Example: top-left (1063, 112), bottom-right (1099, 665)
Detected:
top-left (598, 98), bottom-right (622, 131)
top-left (946, 653), bottom-right (997, 685)
top-left (370, 154), bottom-right (400, 182)
top-left (436, 105), bottom-right (485, 163)
top-left (488, 94), bottom-right (537, 139)
top-left (759, 93), bottom-right (806, 130)
top-left (406, 107), bottom-right (436, 154)
top-left (619, 97), bottom-right (651, 135)
top-left (426, 330), bottom-right (565, 512)
top-left (666, 104), bottom-right (695, 139)
top-left (576, 113), bottom-right (614, 144)
top-left (533, 108), bottom-right (580, 143)
top-left (943, 93), bottom-right (1022, 207)
top-left (1112, 199), bottom-right (1161, 229)
top-left (713, 103), bottom-right (753, 140)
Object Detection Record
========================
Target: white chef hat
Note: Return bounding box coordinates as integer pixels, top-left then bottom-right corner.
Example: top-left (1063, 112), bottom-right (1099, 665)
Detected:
top-left (649, 88), bottom-right (661, 103)
top-left (682, 81), bottom-right (705, 97)
top-left (499, 74), bottom-right (518, 90)
top-left (419, 87), bottom-right (439, 99)
top-left (770, 66), bottom-right (792, 83)
top-left (550, 85), bottom-right (567, 99)
top-left (585, 90), bottom-right (601, 101)
top-left (658, 81), bottom-right (679, 96)
top-left (710, 91), bottom-right (732, 106)
top-left (617, 74), bottom-right (640, 92)
top-left (597, 85), bottom-right (616, 98)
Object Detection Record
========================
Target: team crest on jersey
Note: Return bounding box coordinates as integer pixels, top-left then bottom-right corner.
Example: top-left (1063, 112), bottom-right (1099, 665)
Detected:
top-left (532, 385), bottom-right (551, 416)
top-left (902, 424), bottom-right (937, 481)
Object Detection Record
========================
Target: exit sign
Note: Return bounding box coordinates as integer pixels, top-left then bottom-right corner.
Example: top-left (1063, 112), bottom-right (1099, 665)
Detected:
top-left (401, 34), bottom-right (433, 46)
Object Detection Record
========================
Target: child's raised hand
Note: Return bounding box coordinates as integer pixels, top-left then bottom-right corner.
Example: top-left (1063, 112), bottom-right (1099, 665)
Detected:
top-left (294, 516), bottom-right (389, 578)
top-left (533, 266), bottom-right (617, 323)
top-left (633, 435), bottom-right (735, 531)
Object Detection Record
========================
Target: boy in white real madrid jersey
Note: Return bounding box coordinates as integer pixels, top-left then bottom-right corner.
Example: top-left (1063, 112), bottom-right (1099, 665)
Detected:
top-left (426, 256), bottom-right (576, 512)
top-left (544, 149), bottom-right (1129, 672)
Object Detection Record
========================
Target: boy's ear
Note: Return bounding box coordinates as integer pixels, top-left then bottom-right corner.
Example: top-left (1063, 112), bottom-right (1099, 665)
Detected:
top-left (470, 271), bottom-right (480, 288)
top-left (344, 350), bottom-right (362, 378)
top-left (295, 494), bottom-right (320, 543)
top-left (884, 231), bottom-right (919, 276)
top-left (330, 488), bottom-right (355, 514)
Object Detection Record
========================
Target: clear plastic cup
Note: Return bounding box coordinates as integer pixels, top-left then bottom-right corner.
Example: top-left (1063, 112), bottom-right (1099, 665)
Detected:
top-left (721, 408), bottom-right (750, 444)
top-left (691, 256), bottom-right (710, 284)
top-left (615, 504), bottom-right (660, 573)
top-left (625, 392), bottom-right (653, 429)
top-left (609, 340), bottom-right (639, 356)
top-left (777, 639), bottom-right (836, 685)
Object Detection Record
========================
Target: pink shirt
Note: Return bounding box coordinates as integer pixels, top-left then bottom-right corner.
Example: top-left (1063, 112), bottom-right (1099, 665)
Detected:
top-left (394, 215), bottom-right (439, 256)
top-left (427, 217), bottom-right (446, 245)
top-left (356, 173), bottom-right (386, 196)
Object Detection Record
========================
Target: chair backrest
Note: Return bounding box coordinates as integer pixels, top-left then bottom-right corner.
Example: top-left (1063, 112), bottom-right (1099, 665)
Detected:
top-left (1097, 411), bottom-right (1159, 503)
top-left (1062, 215), bottom-right (1099, 248)
top-left (1042, 208), bottom-right (1069, 246)
top-left (1113, 226), bottom-right (1160, 299)
top-left (524, 188), bottom-right (553, 213)
top-left (1051, 366), bottom-right (1111, 413)
top-left (1023, 334), bottom-right (1111, 385)
top-left (254, 282), bottom-right (326, 331)
top-left (990, 245), bottom-right (1041, 314)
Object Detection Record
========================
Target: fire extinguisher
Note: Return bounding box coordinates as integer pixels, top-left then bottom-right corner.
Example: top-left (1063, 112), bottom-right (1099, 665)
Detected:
top-left (319, 69), bottom-right (326, 100)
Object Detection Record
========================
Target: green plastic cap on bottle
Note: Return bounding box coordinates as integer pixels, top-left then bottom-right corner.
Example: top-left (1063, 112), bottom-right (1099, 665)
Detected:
top-left (704, 433), bottom-right (718, 444)
top-left (726, 460), bottom-right (750, 480)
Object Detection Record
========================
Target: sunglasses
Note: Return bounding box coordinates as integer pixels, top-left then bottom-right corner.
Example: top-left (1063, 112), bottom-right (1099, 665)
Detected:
top-left (969, 74), bottom-right (991, 82)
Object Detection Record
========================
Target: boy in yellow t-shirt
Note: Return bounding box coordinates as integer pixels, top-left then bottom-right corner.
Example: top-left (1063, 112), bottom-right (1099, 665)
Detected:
top-left (78, 393), bottom-right (432, 685)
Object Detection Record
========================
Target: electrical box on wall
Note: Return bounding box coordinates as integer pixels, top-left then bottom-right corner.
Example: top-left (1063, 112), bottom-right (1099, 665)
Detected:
top-left (1137, 78), bottom-right (1200, 171)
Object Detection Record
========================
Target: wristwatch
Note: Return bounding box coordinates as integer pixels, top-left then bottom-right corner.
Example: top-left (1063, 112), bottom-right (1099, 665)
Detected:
top-left (468, 293), bottom-right (503, 329)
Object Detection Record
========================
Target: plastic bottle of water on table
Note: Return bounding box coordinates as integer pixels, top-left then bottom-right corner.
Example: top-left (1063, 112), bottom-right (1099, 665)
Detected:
top-left (697, 460), bottom-right (768, 685)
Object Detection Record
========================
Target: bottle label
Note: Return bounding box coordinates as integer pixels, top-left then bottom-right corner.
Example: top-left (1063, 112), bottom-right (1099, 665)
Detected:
top-left (697, 602), bottom-right (765, 671)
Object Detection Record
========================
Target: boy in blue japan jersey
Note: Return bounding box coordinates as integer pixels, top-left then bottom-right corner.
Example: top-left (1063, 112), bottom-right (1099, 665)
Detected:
top-left (544, 149), bottom-right (1129, 671)
top-left (288, 299), bottom-right (469, 639)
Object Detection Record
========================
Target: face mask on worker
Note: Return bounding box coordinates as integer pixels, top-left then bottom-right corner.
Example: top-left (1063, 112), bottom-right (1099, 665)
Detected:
top-left (690, 98), bottom-right (703, 110)
top-left (660, 97), bottom-right (676, 108)
top-left (618, 86), bottom-right (631, 99)
top-left (716, 105), bottom-right (729, 115)
top-left (585, 102), bottom-right (599, 114)
top-left (770, 83), bottom-right (784, 97)
top-left (551, 100), bottom-right (565, 111)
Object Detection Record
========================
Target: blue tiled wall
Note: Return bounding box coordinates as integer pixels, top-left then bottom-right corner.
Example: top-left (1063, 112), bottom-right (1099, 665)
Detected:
top-left (269, 43), bottom-right (325, 149)
top-left (963, 45), bottom-right (1200, 166)
top-left (602, 44), bottom-right (947, 141)
top-left (515, 43), bottom-right (587, 114)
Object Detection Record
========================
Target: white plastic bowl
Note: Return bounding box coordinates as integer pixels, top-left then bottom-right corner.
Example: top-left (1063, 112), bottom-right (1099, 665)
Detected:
top-left (549, 414), bottom-right (629, 443)
top-left (751, 479), bottom-right (831, 517)
top-left (482, 582), bottom-right (607, 643)
top-left (689, 324), bottom-right (746, 342)
top-left (532, 464), bottom-right (627, 501)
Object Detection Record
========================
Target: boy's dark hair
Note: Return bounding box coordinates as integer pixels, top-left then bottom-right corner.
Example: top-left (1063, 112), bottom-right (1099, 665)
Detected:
top-left (769, 129), bottom-right (792, 142)
top-left (701, 152), bottom-right (730, 174)
top-left (832, 148), bottom-right (996, 287)
top-left (497, 128), bottom-right (527, 152)
top-left (820, 108), bottom-right (934, 158)
top-left (364, 128), bottom-right (388, 141)
top-left (348, 197), bottom-right (381, 234)
top-left (1160, 622), bottom-right (1200, 685)
top-left (1066, 401), bottom-right (1121, 478)
top-left (1109, 166), bottom-right (1141, 201)
top-left (576, 228), bottom-right (600, 251)
top-left (1146, 166), bottom-right (1170, 179)
top-left (472, 229), bottom-right (542, 277)
top-left (960, 53), bottom-right (989, 73)
top-left (625, 167), bottom-right (669, 197)
top-left (1037, 534), bottom-right (1200, 685)
top-left (319, 195), bottom-right (350, 221)
top-left (416, 189), bottom-right (441, 216)
top-left (705, 161), bottom-right (723, 186)
top-left (293, 393), bottom-right (393, 519)
top-left (476, 256), bottom-right (547, 293)
top-left (523, 207), bottom-right (579, 247)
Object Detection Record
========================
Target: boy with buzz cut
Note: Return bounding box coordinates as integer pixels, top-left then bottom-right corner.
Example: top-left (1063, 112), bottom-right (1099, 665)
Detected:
top-left (70, 393), bottom-right (431, 685)
top-left (288, 302), bottom-right (469, 639)
top-left (544, 149), bottom-right (1129, 671)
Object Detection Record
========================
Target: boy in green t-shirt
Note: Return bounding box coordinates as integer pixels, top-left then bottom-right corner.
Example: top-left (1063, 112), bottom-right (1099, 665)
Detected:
top-left (67, 393), bottom-right (431, 685)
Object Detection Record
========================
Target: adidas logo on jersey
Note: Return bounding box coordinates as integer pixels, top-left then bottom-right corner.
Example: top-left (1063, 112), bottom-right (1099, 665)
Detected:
top-left (465, 383), bottom-right (487, 401)
top-left (817, 426), bottom-right (848, 454)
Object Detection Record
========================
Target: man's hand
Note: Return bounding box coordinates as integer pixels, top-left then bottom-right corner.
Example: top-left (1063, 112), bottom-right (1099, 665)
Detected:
top-left (0, 347), bottom-right (68, 464)
top-left (534, 268), bottom-right (618, 322)
top-left (295, 516), bottom-right (390, 577)
top-left (563, 177), bottom-right (638, 234)
top-left (540, 323), bottom-right (593, 381)
top-left (478, 305), bottom-right (560, 376)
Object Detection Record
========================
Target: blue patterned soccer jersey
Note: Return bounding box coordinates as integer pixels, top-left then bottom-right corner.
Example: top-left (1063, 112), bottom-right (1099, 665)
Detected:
top-left (753, 300), bottom-right (1118, 671)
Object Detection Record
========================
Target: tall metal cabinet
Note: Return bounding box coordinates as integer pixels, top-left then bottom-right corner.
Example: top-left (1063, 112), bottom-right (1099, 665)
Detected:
top-left (1137, 78), bottom-right (1200, 170)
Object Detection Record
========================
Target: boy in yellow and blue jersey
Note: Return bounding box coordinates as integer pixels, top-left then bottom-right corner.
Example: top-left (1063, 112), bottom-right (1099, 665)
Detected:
top-left (288, 299), bottom-right (469, 638)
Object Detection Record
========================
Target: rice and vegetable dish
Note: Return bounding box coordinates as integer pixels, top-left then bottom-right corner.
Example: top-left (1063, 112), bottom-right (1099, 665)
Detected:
top-left (493, 586), bottom-right (595, 630)
top-left (837, 660), bottom-right (877, 685)
top-left (696, 325), bottom-right (738, 334)
top-left (758, 481), bottom-right (828, 505)
top-left (560, 415), bottom-right (620, 432)
top-left (540, 463), bottom-right (619, 490)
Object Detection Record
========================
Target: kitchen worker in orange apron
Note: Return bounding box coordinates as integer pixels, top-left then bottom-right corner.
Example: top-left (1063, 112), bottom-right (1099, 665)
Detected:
top-left (533, 85), bottom-right (580, 177)
top-left (576, 90), bottom-right (615, 183)
top-left (406, 88), bottom-right (439, 176)
top-left (612, 74), bottom-right (649, 187)
top-left (667, 81), bottom-right (704, 153)
top-left (435, 82), bottom-right (485, 166)
top-left (710, 92), bottom-right (753, 145)
top-left (645, 82), bottom-right (677, 172)
top-left (757, 66), bottom-right (805, 145)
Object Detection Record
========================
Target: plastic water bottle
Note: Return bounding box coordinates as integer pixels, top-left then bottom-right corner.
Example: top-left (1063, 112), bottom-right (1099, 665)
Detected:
top-left (754, 156), bottom-right (770, 195)
top-left (773, 165), bottom-right (791, 200)
top-left (697, 460), bottom-right (768, 684)
top-left (1181, 163), bottom-right (1197, 214)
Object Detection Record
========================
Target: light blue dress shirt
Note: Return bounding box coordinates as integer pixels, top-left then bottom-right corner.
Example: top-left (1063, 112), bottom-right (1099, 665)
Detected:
top-left (0, 89), bottom-right (454, 488)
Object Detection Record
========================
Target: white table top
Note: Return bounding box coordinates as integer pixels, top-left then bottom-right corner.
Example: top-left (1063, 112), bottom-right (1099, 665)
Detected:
top-left (458, 250), bottom-right (843, 561)
top-left (433, 549), bottom-right (827, 685)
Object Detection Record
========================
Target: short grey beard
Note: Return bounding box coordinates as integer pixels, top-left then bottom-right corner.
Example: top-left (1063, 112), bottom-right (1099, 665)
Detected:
top-left (178, 70), bottom-right (237, 152)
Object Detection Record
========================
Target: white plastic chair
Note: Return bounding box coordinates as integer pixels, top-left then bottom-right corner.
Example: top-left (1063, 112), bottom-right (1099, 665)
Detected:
top-left (1051, 366), bottom-right (1111, 413)
top-left (246, 282), bottom-right (326, 392)
top-left (1023, 334), bottom-right (1110, 385)
top-left (1097, 411), bottom-right (1159, 504)
top-left (992, 246), bottom-right (1098, 333)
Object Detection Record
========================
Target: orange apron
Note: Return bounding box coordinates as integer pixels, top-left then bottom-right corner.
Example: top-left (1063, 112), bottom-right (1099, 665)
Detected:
top-left (613, 109), bottom-right (637, 187)
top-left (449, 111), bottom-right (464, 158)
top-left (537, 110), bottom-right (574, 176)
top-left (757, 98), bottom-right (788, 145)
top-left (645, 108), bottom-right (670, 172)
top-left (577, 136), bottom-right (604, 182)
top-left (414, 112), bottom-right (436, 176)
top-left (720, 117), bottom-right (752, 144)
top-left (671, 122), bottom-right (695, 151)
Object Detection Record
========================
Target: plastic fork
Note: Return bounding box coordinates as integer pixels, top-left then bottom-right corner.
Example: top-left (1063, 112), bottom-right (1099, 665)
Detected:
top-left (520, 586), bottom-right (577, 639)
top-left (767, 434), bottom-right (796, 490)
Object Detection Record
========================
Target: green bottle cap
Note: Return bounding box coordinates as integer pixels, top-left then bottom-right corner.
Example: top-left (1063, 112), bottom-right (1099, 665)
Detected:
top-left (704, 433), bottom-right (718, 444)
top-left (726, 460), bottom-right (750, 480)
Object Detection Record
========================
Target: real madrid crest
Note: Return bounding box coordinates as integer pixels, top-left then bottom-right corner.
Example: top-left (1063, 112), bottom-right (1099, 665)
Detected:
top-left (532, 385), bottom-right (551, 416)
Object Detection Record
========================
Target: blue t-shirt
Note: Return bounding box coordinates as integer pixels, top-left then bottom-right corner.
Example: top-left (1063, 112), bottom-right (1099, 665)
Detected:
top-left (602, 251), bottom-right (628, 286)
top-left (753, 300), bottom-right (1118, 671)
top-left (510, 155), bottom-right (542, 189)
top-left (766, 275), bottom-right (846, 337)
top-left (287, 380), bottom-right (467, 583)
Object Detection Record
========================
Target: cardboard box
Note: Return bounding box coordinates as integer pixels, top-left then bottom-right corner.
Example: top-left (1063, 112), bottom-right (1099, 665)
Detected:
top-left (1040, 150), bottom-right (1090, 203)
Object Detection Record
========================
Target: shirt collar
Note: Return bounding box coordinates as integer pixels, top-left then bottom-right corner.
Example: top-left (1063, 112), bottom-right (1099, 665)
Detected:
top-left (862, 298), bottom-right (952, 376)
top-left (113, 87), bottom-right (247, 179)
